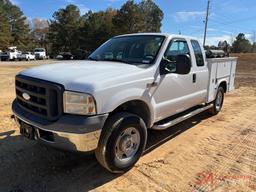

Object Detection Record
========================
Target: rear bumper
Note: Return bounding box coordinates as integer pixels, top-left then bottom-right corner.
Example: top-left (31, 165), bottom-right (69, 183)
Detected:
top-left (12, 100), bottom-right (108, 152)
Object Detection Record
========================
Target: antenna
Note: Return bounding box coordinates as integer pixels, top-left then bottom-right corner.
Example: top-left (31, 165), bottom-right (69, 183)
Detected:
top-left (203, 0), bottom-right (211, 46)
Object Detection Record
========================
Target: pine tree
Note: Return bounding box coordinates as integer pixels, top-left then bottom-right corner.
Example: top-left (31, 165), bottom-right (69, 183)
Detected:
top-left (0, 0), bottom-right (30, 49)
top-left (0, 6), bottom-right (12, 49)
top-left (48, 4), bottom-right (81, 56)
top-left (232, 33), bottom-right (252, 53)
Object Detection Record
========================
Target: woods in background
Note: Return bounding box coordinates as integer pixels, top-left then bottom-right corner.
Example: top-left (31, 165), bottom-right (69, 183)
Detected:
top-left (0, 0), bottom-right (163, 58)
top-left (48, 0), bottom-right (163, 58)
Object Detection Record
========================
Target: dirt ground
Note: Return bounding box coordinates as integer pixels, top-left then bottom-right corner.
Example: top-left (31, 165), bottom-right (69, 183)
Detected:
top-left (0, 56), bottom-right (256, 192)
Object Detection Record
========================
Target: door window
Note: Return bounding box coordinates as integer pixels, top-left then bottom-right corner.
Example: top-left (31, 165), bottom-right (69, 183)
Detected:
top-left (163, 40), bottom-right (190, 72)
top-left (191, 40), bottom-right (204, 66)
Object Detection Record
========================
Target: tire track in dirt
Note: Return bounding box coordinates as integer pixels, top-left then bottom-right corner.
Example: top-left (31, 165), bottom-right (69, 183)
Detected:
top-left (196, 130), bottom-right (256, 191)
top-left (193, 97), bottom-right (256, 192)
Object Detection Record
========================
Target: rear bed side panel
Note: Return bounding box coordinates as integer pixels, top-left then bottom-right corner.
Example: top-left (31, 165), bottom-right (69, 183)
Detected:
top-left (206, 57), bottom-right (237, 103)
top-left (207, 60), bottom-right (218, 102)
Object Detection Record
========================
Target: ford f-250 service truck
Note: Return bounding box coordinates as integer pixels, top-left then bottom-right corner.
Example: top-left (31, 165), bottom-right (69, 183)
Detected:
top-left (12, 33), bottom-right (237, 173)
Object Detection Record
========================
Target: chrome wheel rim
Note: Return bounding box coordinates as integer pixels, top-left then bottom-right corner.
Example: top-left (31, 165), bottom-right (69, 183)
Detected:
top-left (115, 127), bottom-right (140, 162)
top-left (216, 91), bottom-right (223, 111)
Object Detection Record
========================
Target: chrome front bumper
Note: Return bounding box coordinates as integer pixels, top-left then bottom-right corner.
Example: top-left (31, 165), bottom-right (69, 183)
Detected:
top-left (12, 100), bottom-right (108, 152)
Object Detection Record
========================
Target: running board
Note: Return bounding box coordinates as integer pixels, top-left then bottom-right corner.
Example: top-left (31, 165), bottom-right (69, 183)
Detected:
top-left (152, 104), bottom-right (213, 130)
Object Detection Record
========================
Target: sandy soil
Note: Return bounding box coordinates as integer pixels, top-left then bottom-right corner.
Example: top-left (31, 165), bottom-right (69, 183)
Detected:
top-left (0, 55), bottom-right (256, 192)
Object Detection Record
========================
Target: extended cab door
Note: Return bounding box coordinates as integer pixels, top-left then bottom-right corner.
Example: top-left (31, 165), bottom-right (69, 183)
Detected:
top-left (189, 39), bottom-right (208, 105)
top-left (153, 38), bottom-right (208, 121)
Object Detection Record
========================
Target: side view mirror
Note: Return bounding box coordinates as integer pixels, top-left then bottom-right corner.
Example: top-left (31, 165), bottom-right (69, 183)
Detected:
top-left (160, 54), bottom-right (191, 75)
top-left (176, 54), bottom-right (191, 75)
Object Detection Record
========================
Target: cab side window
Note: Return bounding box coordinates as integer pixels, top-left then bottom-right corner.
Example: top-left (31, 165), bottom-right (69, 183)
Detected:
top-left (191, 40), bottom-right (204, 66)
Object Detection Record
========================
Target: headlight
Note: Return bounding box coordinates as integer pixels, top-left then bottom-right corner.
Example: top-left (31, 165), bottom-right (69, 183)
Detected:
top-left (63, 91), bottom-right (96, 115)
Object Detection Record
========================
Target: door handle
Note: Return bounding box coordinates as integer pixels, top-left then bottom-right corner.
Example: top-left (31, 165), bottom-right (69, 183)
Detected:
top-left (193, 73), bottom-right (196, 83)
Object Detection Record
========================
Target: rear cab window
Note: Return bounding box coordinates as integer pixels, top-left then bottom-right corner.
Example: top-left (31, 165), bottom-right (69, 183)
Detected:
top-left (191, 40), bottom-right (204, 67)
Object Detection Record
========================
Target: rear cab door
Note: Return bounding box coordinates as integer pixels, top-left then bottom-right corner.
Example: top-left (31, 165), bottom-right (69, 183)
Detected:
top-left (188, 39), bottom-right (209, 106)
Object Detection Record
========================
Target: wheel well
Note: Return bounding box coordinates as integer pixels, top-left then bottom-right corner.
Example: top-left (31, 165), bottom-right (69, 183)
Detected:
top-left (110, 100), bottom-right (151, 128)
top-left (219, 81), bottom-right (227, 93)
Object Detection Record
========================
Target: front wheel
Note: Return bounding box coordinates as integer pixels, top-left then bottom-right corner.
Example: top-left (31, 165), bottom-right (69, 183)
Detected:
top-left (95, 112), bottom-right (147, 173)
top-left (209, 86), bottom-right (225, 115)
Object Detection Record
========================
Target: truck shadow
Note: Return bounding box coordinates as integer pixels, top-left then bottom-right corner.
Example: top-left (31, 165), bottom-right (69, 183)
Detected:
top-left (0, 112), bottom-right (211, 192)
top-left (145, 112), bottom-right (211, 155)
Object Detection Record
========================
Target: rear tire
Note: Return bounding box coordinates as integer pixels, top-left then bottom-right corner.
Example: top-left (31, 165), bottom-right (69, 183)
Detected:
top-left (209, 86), bottom-right (224, 115)
top-left (95, 112), bottom-right (147, 173)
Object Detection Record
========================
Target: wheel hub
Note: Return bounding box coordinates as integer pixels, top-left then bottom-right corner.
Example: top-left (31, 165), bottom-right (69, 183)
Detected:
top-left (120, 136), bottom-right (133, 152)
top-left (115, 127), bottom-right (140, 161)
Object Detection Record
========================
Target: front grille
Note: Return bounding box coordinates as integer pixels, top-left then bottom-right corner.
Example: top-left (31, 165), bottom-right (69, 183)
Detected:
top-left (15, 75), bottom-right (63, 121)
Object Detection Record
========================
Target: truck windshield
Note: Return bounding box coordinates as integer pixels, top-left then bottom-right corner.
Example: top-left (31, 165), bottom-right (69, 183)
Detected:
top-left (34, 49), bottom-right (45, 52)
top-left (88, 35), bottom-right (165, 66)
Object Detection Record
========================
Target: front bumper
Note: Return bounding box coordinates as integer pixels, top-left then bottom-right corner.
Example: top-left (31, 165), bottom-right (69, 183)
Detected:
top-left (12, 100), bottom-right (108, 152)
top-left (35, 54), bottom-right (44, 59)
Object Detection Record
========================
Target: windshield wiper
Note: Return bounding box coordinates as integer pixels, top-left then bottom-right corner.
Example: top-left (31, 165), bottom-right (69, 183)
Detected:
top-left (87, 56), bottom-right (98, 61)
top-left (102, 59), bottom-right (134, 65)
top-left (88, 57), bottom-right (135, 65)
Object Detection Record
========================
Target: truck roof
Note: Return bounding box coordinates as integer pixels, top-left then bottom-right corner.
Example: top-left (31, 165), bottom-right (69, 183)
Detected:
top-left (115, 33), bottom-right (197, 40)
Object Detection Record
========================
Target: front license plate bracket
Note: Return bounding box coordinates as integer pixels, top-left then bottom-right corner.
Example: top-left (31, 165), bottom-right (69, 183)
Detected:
top-left (20, 122), bottom-right (35, 140)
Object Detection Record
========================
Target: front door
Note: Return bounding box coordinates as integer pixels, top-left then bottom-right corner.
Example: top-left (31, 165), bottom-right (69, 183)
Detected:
top-left (153, 38), bottom-right (201, 121)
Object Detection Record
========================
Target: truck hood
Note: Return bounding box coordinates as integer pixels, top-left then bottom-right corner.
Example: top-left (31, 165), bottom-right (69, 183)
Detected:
top-left (20, 61), bottom-right (149, 93)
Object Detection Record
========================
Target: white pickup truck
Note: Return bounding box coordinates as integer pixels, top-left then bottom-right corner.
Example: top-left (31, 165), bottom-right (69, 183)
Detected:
top-left (34, 48), bottom-right (47, 60)
top-left (18, 52), bottom-right (36, 61)
top-left (12, 33), bottom-right (237, 173)
top-left (1, 47), bottom-right (21, 61)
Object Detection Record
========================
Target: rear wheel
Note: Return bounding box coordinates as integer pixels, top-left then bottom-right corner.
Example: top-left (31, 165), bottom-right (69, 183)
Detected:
top-left (209, 86), bottom-right (224, 115)
top-left (95, 112), bottom-right (147, 173)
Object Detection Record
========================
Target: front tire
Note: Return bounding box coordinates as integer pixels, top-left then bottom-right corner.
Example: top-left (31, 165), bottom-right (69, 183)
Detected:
top-left (209, 86), bottom-right (224, 115)
top-left (95, 112), bottom-right (147, 173)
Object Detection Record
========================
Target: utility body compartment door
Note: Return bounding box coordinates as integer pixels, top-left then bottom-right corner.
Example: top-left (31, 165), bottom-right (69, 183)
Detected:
top-left (206, 57), bottom-right (237, 103)
top-left (228, 59), bottom-right (237, 91)
top-left (207, 61), bottom-right (218, 102)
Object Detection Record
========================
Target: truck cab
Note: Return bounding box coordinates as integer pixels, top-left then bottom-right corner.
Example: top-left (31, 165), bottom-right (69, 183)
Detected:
top-left (12, 33), bottom-right (237, 173)
top-left (34, 48), bottom-right (47, 60)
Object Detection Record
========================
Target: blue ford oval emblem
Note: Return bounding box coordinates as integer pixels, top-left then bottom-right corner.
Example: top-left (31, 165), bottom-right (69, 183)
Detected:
top-left (22, 92), bottom-right (30, 101)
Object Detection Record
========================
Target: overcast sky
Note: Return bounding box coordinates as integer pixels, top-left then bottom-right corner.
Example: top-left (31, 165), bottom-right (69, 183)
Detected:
top-left (11, 0), bottom-right (256, 45)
